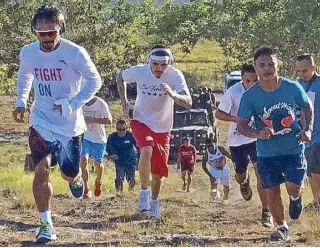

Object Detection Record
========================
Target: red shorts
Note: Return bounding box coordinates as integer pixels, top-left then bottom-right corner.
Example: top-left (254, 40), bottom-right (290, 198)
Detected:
top-left (130, 120), bottom-right (170, 177)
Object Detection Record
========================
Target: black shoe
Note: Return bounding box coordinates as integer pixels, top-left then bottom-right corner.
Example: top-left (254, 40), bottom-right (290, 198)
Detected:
top-left (289, 196), bottom-right (303, 220)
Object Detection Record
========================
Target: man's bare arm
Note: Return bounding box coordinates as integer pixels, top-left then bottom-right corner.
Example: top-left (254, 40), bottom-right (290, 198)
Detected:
top-left (116, 72), bottom-right (128, 104)
top-left (215, 109), bottom-right (238, 123)
top-left (172, 91), bottom-right (192, 109)
top-left (301, 100), bottom-right (314, 132)
top-left (218, 146), bottom-right (232, 160)
top-left (237, 117), bottom-right (259, 138)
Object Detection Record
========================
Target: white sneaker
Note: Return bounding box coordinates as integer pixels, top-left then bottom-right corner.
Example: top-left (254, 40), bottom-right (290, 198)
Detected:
top-left (148, 198), bottom-right (160, 219)
top-left (138, 189), bottom-right (150, 212)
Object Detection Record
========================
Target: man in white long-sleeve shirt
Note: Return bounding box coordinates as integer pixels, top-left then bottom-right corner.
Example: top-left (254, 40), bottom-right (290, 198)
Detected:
top-left (12, 5), bottom-right (102, 243)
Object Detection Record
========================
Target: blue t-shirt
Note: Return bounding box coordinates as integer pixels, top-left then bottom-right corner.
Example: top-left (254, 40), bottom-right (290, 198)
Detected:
top-left (299, 74), bottom-right (320, 145)
top-left (238, 77), bottom-right (309, 157)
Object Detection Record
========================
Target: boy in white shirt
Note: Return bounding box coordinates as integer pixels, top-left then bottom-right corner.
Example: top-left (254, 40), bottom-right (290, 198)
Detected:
top-left (215, 64), bottom-right (272, 227)
top-left (116, 44), bottom-right (192, 219)
top-left (12, 5), bottom-right (101, 243)
top-left (80, 96), bottom-right (112, 198)
top-left (202, 139), bottom-right (232, 200)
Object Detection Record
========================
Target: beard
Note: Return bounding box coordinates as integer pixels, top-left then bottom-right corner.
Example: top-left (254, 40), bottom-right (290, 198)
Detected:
top-left (41, 41), bottom-right (55, 51)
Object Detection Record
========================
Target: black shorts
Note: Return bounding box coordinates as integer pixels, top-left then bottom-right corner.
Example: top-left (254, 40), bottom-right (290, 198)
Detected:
top-left (305, 144), bottom-right (320, 176)
top-left (181, 163), bottom-right (194, 173)
top-left (229, 141), bottom-right (257, 174)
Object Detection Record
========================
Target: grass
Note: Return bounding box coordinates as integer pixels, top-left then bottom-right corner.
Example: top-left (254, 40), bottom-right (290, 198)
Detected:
top-left (172, 39), bottom-right (239, 89)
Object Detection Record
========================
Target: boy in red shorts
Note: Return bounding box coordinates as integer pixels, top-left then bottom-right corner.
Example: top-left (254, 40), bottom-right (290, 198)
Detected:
top-left (177, 137), bottom-right (196, 192)
top-left (116, 44), bottom-right (192, 219)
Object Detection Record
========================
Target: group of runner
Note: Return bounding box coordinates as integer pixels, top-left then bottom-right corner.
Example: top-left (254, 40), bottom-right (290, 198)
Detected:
top-left (12, 4), bottom-right (319, 244)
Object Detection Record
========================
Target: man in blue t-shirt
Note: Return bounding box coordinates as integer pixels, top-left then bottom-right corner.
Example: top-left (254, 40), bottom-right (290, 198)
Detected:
top-left (106, 120), bottom-right (138, 195)
top-left (237, 47), bottom-right (314, 242)
top-left (296, 54), bottom-right (320, 212)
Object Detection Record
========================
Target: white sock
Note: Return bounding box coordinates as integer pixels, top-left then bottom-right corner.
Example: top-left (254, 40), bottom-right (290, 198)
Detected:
top-left (278, 221), bottom-right (289, 230)
top-left (40, 211), bottom-right (53, 226)
top-left (290, 195), bottom-right (300, 201)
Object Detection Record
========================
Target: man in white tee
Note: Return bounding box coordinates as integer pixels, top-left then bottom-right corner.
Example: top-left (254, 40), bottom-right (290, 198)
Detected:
top-left (12, 5), bottom-right (101, 243)
top-left (215, 64), bottom-right (272, 227)
top-left (116, 44), bottom-right (192, 219)
top-left (80, 96), bottom-right (112, 198)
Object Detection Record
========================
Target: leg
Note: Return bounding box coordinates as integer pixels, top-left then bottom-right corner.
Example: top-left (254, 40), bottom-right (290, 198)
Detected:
top-left (305, 145), bottom-right (320, 205)
top-left (33, 155), bottom-right (52, 213)
top-left (151, 173), bottom-right (163, 199)
top-left (221, 164), bottom-right (230, 200)
top-left (230, 145), bottom-right (252, 201)
top-left (115, 164), bottom-right (125, 193)
top-left (147, 173), bottom-right (163, 218)
top-left (125, 166), bottom-right (136, 191)
top-left (138, 146), bottom-right (153, 189)
top-left (181, 170), bottom-right (187, 190)
top-left (186, 171), bottom-right (192, 191)
top-left (80, 155), bottom-right (90, 193)
top-left (310, 173), bottom-right (320, 203)
top-left (253, 163), bottom-right (268, 208)
top-left (28, 127), bottom-right (57, 242)
top-left (267, 185), bottom-right (284, 225)
top-left (94, 160), bottom-right (104, 197)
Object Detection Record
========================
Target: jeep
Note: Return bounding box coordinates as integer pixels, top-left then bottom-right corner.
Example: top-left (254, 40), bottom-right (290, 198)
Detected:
top-left (169, 108), bottom-right (218, 160)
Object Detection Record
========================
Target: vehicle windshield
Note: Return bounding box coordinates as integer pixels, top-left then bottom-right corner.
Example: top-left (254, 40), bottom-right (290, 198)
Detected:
top-left (173, 112), bottom-right (208, 128)
top-left (227, 79), bottom-right (241, 89)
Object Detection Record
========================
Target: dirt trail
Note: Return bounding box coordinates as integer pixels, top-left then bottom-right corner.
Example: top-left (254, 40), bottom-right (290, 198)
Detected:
top-left (0, 165), bottom-right (317, 247)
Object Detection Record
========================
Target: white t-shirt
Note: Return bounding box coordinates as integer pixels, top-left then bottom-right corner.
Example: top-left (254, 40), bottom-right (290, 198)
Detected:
top-left (82, 97), bottom-right (112, 144)
top-left (207, 147), bottom-right (224, 168)
top-left (15, 39), bottom-right (102, 137)
top-left (218, 82), bottom-right (256, 147)
top-left (122, 64), bottom-right (190, 133)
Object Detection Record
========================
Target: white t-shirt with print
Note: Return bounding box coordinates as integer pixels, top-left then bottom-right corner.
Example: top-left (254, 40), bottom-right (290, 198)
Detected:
top-left (218, 82), bottom-right (256, 147)
top-left (122, 64), bottom-right (190, 133)
top-left (82, 97), bottom-right (112, 144)
top-left (15, 38), bottom-right (102, 137)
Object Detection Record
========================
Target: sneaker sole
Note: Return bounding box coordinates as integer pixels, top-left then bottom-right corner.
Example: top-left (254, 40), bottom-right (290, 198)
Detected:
top-left (240, 186), bottom-right (252, 201)
top-left (36, 234), bottom-right (57, 244)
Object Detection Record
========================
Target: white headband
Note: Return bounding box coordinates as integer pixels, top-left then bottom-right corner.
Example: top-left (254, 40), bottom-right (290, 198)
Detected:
top-left (147, 48), bottom-right (174, 63)
top-left (149, 55), bottom-right (170, 62)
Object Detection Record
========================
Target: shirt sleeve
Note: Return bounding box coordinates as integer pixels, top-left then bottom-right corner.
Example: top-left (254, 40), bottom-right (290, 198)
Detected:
top-left (218, 90), bottom-right (233, 114)
top-left (106, 134), bottom-right (117, 156)
top-left (101, 100), bottom-right (112, 120)
top-left (122, 66), bottom-right (140, 83)
top-left (69, 47), bottom-right (102, 111)
top-left (294, 82), bottom-right (309, 108)
top-left (174, 69), bottom-right (190, 95)
top-left (238, 92), bottom-right (254, 120)
top-left (16, 48), bottom-right (34, 108)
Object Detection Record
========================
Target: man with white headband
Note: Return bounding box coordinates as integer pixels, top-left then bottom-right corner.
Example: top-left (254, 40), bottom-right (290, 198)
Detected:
top-left (117, 44), bottom-right (192, 219)
top-left (12, 4), bottom-right (101, 243)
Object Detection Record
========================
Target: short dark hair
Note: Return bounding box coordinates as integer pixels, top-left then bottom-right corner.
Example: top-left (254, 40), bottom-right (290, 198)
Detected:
top-left (31, 4), bottom-right (65, 34)
top-left (182, 137), bottom-right (191, 142)
top-left (254, 47), bottom-right (277, 62)
top-left (296, 54), bottom-right (315, 65)
top-left (241, 63), bottom-right (255, 75)
top-left (116, 119), bottom-right (126, 126)
top-left (150, 44), bottom-right (169, 57)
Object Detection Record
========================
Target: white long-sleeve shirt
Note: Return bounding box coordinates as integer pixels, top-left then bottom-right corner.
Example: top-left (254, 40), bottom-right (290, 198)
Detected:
top-left (16, 39), bottom-right (102, 137)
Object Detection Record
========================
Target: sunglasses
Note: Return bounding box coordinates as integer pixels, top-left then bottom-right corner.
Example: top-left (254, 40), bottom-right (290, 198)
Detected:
top-left (117, 128), bottom-right (126, 131)
top-left (34, 28), bottom-right (60, 38)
